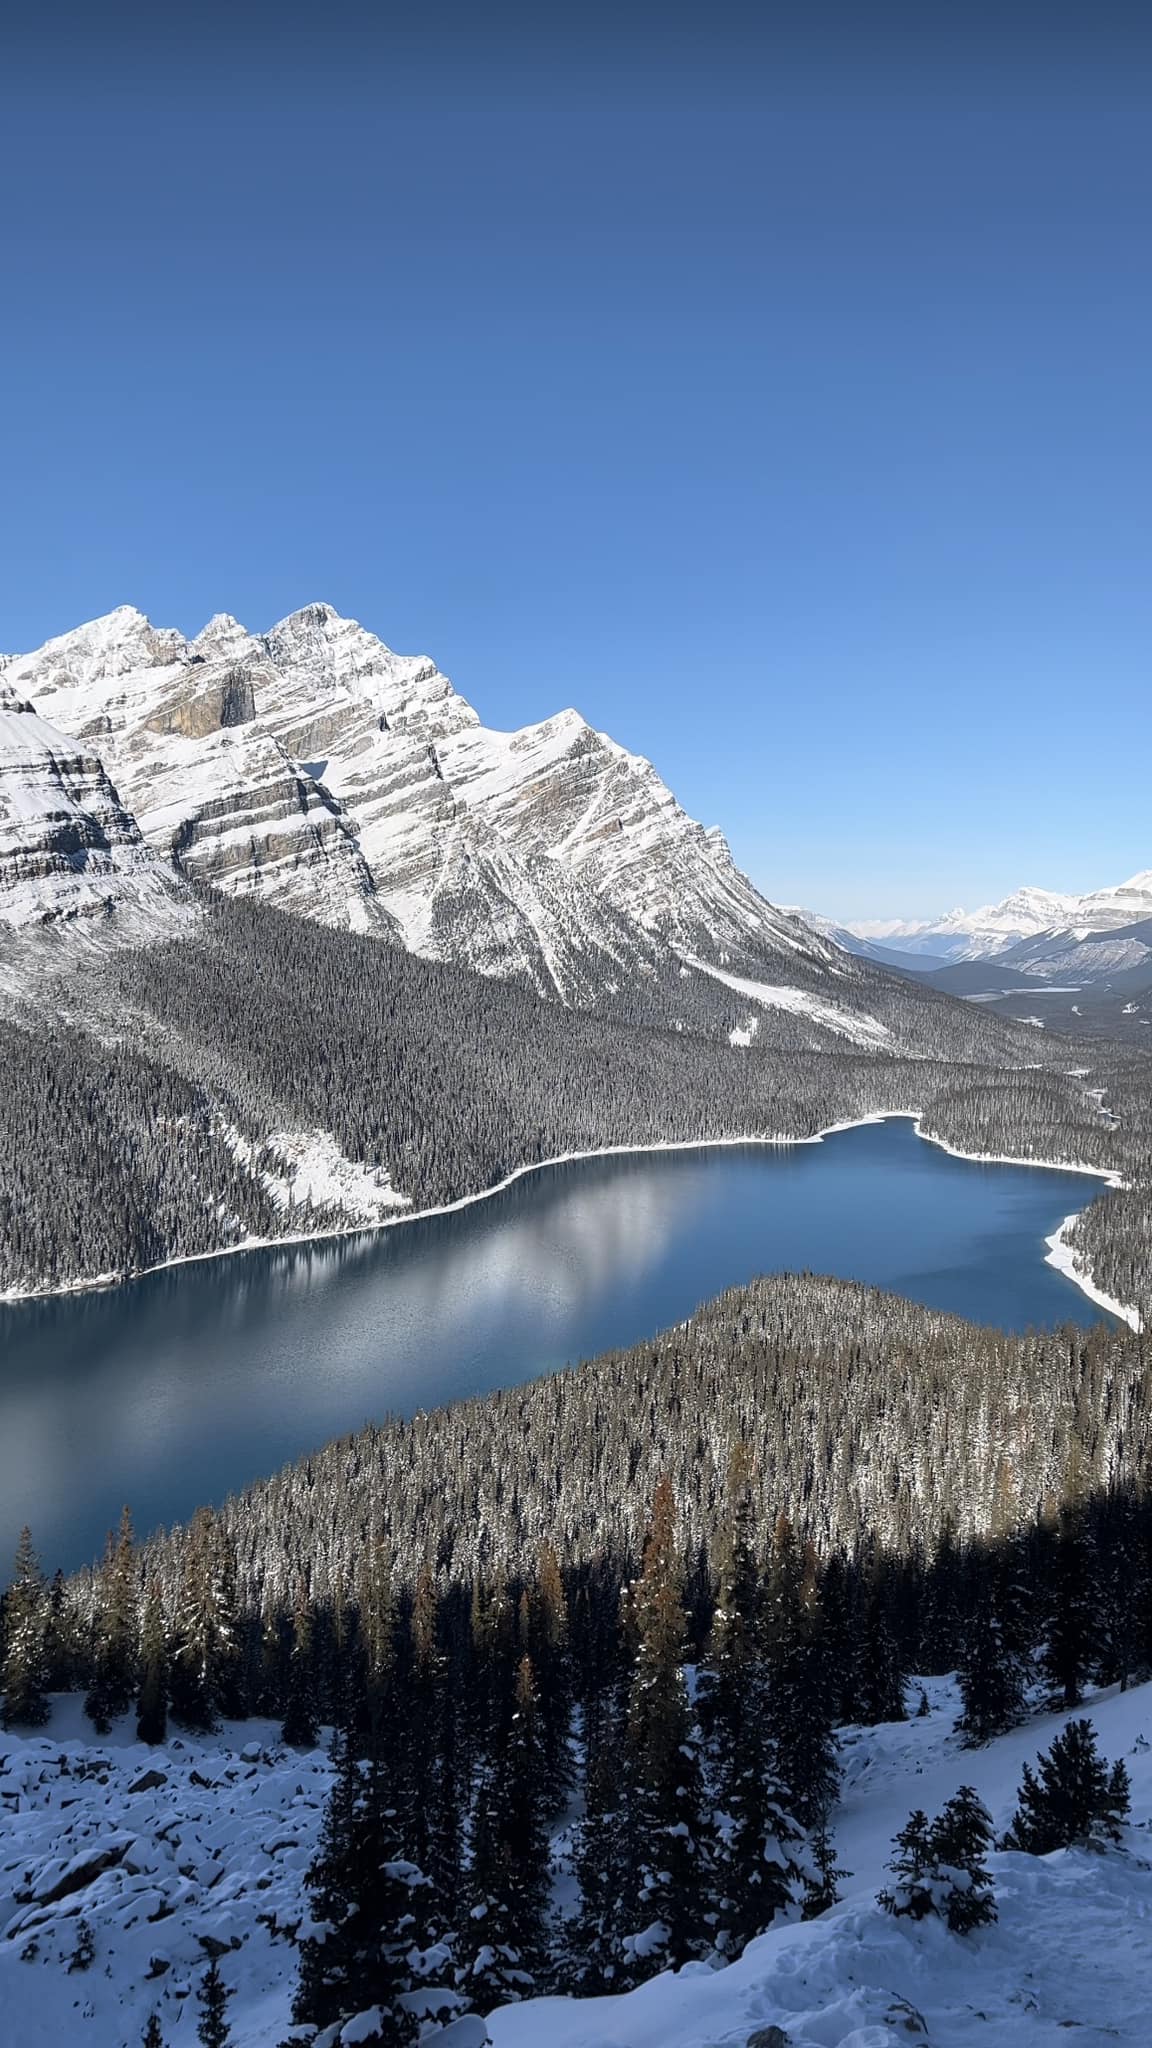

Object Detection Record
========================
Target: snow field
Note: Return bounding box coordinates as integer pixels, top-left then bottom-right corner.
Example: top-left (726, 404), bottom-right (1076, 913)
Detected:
top-left (3, 1679), bottom-right (1151, 2047)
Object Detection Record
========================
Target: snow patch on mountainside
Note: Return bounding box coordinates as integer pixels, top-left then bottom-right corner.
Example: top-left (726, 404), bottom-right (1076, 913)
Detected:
top-left (681, 955), bottom-right (891, 1047)
top-left (221, 1123), bottom-right (410, 1225)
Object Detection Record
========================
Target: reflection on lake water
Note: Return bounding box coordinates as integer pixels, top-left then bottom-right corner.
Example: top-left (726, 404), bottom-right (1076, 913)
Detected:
top-left (0, 1117), bottom-right (1110, 1568)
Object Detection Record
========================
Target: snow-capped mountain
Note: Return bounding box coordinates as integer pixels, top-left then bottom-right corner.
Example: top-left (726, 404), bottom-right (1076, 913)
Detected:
top-left (828, 873), bottom-right (1152, 965)
top-left (0, 688), bottom-right (189, 937)
top-left (3, 603), bottom-right (834, 1001)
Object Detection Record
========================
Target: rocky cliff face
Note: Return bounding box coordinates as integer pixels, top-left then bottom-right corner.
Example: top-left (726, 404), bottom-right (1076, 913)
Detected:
top-left (0, 689), bottom-right (188, 935)
top-left (3, 601), bottom-right (834, 1000)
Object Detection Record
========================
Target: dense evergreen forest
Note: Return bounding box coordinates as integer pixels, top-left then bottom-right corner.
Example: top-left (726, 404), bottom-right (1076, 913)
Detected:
top-left (2, 894), bottom-right (1148, 1313)
top-left (3, 1279), bottom-right (1150, 2042)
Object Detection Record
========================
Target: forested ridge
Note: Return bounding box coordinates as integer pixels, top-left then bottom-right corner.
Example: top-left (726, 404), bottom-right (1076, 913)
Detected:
top-left (1, 893), bottom-right (1148, 1312)
top-left (3, 1277), bottom-right (1151, 2040)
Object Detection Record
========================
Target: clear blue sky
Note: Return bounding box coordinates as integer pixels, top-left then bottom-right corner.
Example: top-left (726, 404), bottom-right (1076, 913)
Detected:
top-left (2, 3), bottom-right (1149, 919)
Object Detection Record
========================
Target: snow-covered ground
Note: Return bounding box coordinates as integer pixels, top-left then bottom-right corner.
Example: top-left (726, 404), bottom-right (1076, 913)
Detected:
top-left (3, 1679), bottom-right (1151, 2046)
top-left (678, 954), bottom-right (892, 1047)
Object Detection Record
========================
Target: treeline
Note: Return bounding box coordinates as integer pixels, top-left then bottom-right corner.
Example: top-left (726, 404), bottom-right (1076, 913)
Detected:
top-left (4, 1449), bottom-right (1150, 2041)
top-left (129, 1275), bottom-right (1152, 1606)
top-left (2, 891), bottom-right (1144, 1305)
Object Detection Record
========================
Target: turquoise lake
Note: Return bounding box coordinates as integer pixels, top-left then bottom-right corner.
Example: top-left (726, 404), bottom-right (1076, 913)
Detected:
top-left (0, 1115), bottom-right (1112, 1569)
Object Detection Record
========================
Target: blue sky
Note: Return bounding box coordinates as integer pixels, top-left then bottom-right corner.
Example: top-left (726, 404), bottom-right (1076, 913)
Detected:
top-left (1, 5), bottom-right (1149, 919)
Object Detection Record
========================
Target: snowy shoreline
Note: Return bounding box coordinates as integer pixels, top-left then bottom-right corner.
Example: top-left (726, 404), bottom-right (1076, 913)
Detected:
top-left (1, 1111), bottom-right (1137, 1328)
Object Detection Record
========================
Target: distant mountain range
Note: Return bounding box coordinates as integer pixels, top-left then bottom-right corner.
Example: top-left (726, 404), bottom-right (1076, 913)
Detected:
top-left (791, 874), bottom-right (1152, 1040)
top-left (830, 874), bottom-right (1152, 964)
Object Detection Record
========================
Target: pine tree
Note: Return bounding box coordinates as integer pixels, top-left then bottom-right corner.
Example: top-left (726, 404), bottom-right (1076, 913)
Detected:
top-left (568, 1683), bottom-right (631, 1992)
top-left (85, 1506), bottom-right (138, 1730)
top-left (878, 1809), bottom-right (935, 1920)
top-left (530, 1541), bottom-right (574, 1817)
top-left (170, 1509), bottom-right (241, 1732)
top-left (196, 1956), bottom-right (232, 2047)
top-left (930, 1787), bottom-right (997, 1932)
top-left (1004, 1718), bottom-right (1131, 1853)
top-left (1, 1527), bottom-right (50, 1729)
top-left (459, 1654), bottom-right (552, 2011)
top-left (703, 1452), bottom-right (808, 1956)
top-left (621, 1476), bottom-right (711, 1981)
top-left (136, 1582), bottom-right (170, 1745)
top-left (280, 1579), bottom-right (319, 1747)
top-left (858, 1587), bottom-right (907, 1725)
top-left (142, 2014), bottom-right (165, 2048)
top-left (291, 1729), bottom-right (424, 2046)
top-left (957, 1586), bottom-right (1027, 1746)
top-left (1043, 1504), bottom-right (1099, 1709)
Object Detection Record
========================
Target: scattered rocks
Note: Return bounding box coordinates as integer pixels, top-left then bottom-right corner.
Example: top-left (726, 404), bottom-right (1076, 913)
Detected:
top-left (16, 1835), bottom-right (135, 1908)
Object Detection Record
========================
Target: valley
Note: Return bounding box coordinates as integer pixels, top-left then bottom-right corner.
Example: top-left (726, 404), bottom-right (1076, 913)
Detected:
top-left (2, 604), bottom-right (1150, 2048)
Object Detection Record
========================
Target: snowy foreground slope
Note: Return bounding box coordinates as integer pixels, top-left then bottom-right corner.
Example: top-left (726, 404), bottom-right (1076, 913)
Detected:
top-left (4, 1680), bottom-right (1151, 2047)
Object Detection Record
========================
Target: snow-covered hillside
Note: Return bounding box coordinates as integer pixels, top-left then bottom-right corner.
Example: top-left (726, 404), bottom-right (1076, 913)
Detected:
top-left (4, 1679), bottom-right (1150, 2047)
top-left (3, 603), bottom-right (832, 1003)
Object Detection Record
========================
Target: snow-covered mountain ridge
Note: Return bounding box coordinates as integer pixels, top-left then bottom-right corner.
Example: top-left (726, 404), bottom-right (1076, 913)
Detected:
top-left (0, 686), bottom-right (189, 939)
top-left (2, 603), bottom-right (832, 1004)
top-left (825, 873), bottom-right (1152, 965)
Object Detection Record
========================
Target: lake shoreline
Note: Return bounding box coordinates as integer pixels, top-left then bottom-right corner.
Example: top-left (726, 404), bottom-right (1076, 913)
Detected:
top-left (1, 1111), bottom-right (1136, 1328)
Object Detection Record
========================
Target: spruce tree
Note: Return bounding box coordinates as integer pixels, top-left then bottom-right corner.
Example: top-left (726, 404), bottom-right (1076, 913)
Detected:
top-left (930, 1787), bottom-right (997, 1932)
top-left (142, 2015), bottom-right (165, 2048)
top-left (291, 1729), bottom-right (426, 2046)
top-left (858, 1589), bottom-right (907, 1725)
top-left (704, 1451), bottom-right (807, 1956)
top-left (196, 1956), bottom-right (232, 2047)
top-left (530, 1541), bottom-right (575, 1817)
top-left (459, 1654), bottom-right (552, 2011)
top-left (280, 1579), bottom-right (319, 1747)
top-left (767, 1545), bottom-right (840, 1836)
top-left (568, 1682), bottom-right (631, 1992)
top-left (85, 1506), bottom-right (138, 1731)
top-left (957, 1587), bottom-right (1027, 1746)
top-left (1, 1527), bottom-right (50, 1729)
top-left (621, 1476), bottom-right (711, 1981)
top-left (1004, 1718), bottom-right (1131, 1853)
top-left (879, 1791), bottom-right (996, 1933)
top-left (878, 1809), bottom-right (935, 1920)
top-left (170, 1509), bottom-right (241, 1732)
top-left (1043, 1504), bottom-right (1099, 1709)
top-left (136, 1583), bottom-right (170, 1745)
top-left (355, 1527), bottom-right (396, 1739)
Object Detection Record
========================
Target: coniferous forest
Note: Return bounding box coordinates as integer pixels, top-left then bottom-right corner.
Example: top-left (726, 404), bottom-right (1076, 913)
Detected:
top-left (3, 1277), bottom-right (1152, 2040)
top-left (2, 892), bottom-right (1150, 1325)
